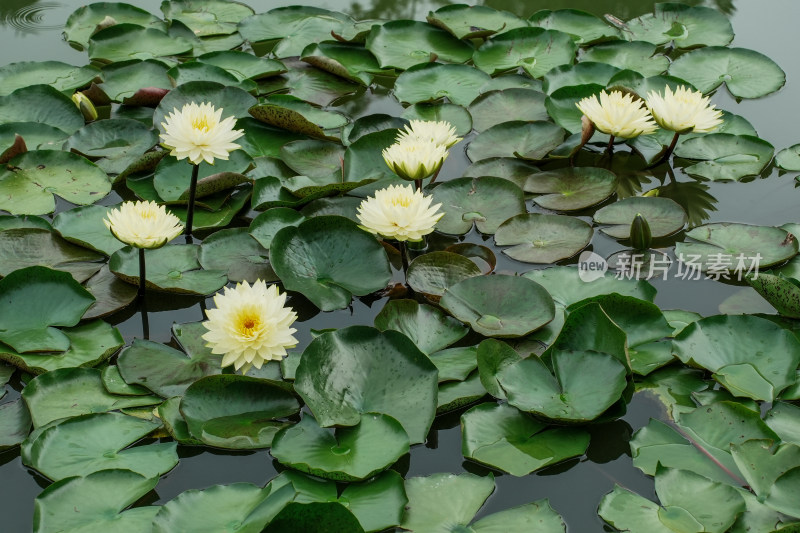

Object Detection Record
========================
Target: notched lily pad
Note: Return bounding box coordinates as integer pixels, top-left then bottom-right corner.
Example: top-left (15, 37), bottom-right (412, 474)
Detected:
top-left (467, 121), bottom-right (566, 162)
top-left (594, 197), bottom-right (687, 239)
top-left (473, 27), bottom-right (577, 78)
top-left (431, 177), bottom-right (526, 235)
top-left (365, 20), bottom-right (474, 71)
top-left (526, 167), bottom-right (617, 211)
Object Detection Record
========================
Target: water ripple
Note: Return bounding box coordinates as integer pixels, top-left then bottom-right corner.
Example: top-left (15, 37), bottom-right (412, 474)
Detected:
top-left (3, 3), bottom-right (61, 32)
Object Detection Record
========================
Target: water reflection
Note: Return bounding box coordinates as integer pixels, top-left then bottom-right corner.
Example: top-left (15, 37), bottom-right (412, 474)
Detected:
top-left (0, 0), bottom-right (60, 32)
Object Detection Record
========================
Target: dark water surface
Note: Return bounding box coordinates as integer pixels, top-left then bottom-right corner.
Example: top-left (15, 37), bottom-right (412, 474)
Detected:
top-left (1, 0), bottom-right (798, 531)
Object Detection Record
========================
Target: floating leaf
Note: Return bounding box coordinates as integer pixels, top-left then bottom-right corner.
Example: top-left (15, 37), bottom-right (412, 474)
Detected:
top-left (581, 40), bottom-right (669, 77)
top-left (162, 0), bottom-right (254, 37)
top-left (98, 59), bottom-right (172, 103)
top-left (462, 157), bottom-right (538, 189)
top-left (625, 3), bottom-right (734, 48)
top-left (301, 42), bottom-right (383, 86)
top-left (526, 167), bottom-right (617, 211)
top-left (426, 5), bottom-right (527, 39)
top-left (431, 177), bottom-right (526, 235)
top-left (65, 118), bottom-right (158, 175)
top-left (0, 85), bottom-right (84, 135)
top-left (64, 2), bottom-right (167, 48)
top-left (594, 196), bottom-right (687, 239)
top-left (0, 228), bottom-right (104, 281)
top-left (401, 473), bottom-right (494, 532)
top-left (365, 20), bottom-right (474, 70)
top-left (494, 213), bottom-right (593, 263)
top-left (544, 83), bottom-right (606, 134)
top-left (198, 228), bottom-right (275, 283)
top-left (0, 61), bottom-right (99, 97)
top-left (374, 299), bottom-right (467, 354)
top-left (542, 62), bottom-right (621, 94)
top-left (473, 27), bottom-right (577, 77)
top-left (88, 24), bottom-right (193, 63)
top-left (0, 399), bottom-right (31, 451)
top-left (468, 89), bottom-right (548, 133)
top-left (294, 326), bottom-right (438, 444)
top-left (52, 205), bottom-right (124, 256)
top-left (675, 133), bottom-right (774, 181)
top-left (406, 251), bottom-right (482, 299)
top-left (249, 95), bottom-right (347, 140)
top-left (401, 103), bottom-right (473, 137)
top-left (747, 272), bottom-right (800, 319)
top-left (394, 63), bottom-right (490, 107)
top-left (466, 121), bottom-right (566, 161)
top-left (258, 60), bottom-right (359, 107)
top-left (198, 51), bottom-right (286, 81)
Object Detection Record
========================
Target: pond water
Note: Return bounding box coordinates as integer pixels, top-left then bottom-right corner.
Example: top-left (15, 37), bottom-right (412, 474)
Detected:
top-left (0, 0), bottom-right (798, 532)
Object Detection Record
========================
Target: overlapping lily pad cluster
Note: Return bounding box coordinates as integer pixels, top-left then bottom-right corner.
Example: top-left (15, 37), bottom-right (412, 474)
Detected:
top-left (2, 1), bottom-right (800, 531)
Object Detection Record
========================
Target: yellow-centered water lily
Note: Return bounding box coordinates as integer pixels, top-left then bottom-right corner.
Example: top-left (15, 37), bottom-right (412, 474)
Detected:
top-left (104, 200), bottom-right (183, 249)
top-left (202, 280), bottom-right (298, 375)
top-left (357, 183), bottom-right (444, 242)
top-left (576, 90), bottom-right (657, 139)
top-left (382, 139), bottom-right (448, 182)
top-left (160, 101), bottom-right (244, 165)
top-left (396, 119), bottom-right (462, 148)
top-left (646, 85), bottom-right (724, 133)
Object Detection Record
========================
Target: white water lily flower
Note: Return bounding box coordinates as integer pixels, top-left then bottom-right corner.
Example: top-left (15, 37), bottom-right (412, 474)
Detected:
top-left (576, 90), bottom-right (658, 139)
top-left (160, 101), bottom-right (244, 165)
top-left (202, 280), bottom-right (298, 375)
top-left (646, 85), bottom-right (724, 133)
top-left (357, 184), bottom-right (444, 242)
top-left (382, 139), bottom-right (448, 181)
top-left (396, 120), bottom-right (462, 148)
top-left (104, 200), bottom-right (183, 249)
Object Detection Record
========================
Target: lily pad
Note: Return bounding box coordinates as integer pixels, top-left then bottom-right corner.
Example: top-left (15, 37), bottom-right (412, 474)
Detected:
top-left (0, 399), bottom-right (31, 451)
top-left (271, 413), bottom-right (409, 481)
top-left (0, 266), bottom-right (95, 354)
top-left (0, 228), bottom-right (104, 281)
top-left (394, 63), bottom-right (490, 107)
top-left (461, 402), bottom-right (590, 476)
top-left (675, 223), bottom-right (798, 272)
top-left (52, 205), bottom-right (125, 256)
top-left (109, 244), bottom-right (228, 296)
top-left (33, 469), bottom-right (160, 533)
top-left (462, 157), bottom-right (539, 188)
top-left (198, 228), bottom-right (274, 283)
top-left (0, 319), bottom-right (123, 375)
top-left (526, 167), bottom-right (617, 211)
top-left (431, 177), bottom-right (526, 235)
top-left (365, 20), bottom-right (474, 71)
top-left (747, 272), bottom-right (800, 319)
top-left (542, 62), bottom-right (621, 94)
top-left (179, 374), bottom-right (300, 449)
top-left (467, 121), bottom-right (566, 162)
top-left (473, 27), bottom-right (577, 77)
top-left (249, 208), bottom-right (306, 250)
top-left (426, 5), bottom-right (527, 40)
top-left (117, 322), bottom-right (223, 398)
top-left (440, 274), bottom-right (555, 337)
top-left (22, 367), bottom-right (161, 428)
top-left (674, 133), bottom-right (774, 181)
top-left (494, 214), bottom-right (593, 263)
top-left (374, 299), bottom-right (467, 354)
top-left (673, 314), bottom-right (800, 401)
top-left (401, 473), bottom-right (494, 532)
top-left (429, 346), bottom-right (478, 383)
top-left (544, 83), bottom-right (606, 134)
top-left (198, 51), bottom-right (286, 81)
top-left (161, 0), bottom-right (254, 37)
top-left (406, 251), bottom-right (482, 299)
top-left (668, 46), bottom-right (786, 98)
top-left (529, 9), bottom-right (619, 44)
top-left (88, 24), bottom-right (193, 63)
top-left (249, 95), bottom-right (347, 140)
top-left (65, 118), bottom-right (158, 175)
top-left (468, 89), bottom-right (548, 133)
top-left (153, 81), bottom-right (257, 136)
top-left (0, 150), bottom-right (111, 215)
top-left (0, 85), bottom-right (84, 135)
top-left (0, 61), bottom-right (99, 97)
top-left (294, 326), bottom-right (438, 444)
top-left (594, 196), bottom-right (687, 239)
top-left (625, 3), bottom-right (734, 48)
top-left (97, 59), bottom-right (172, 103)
top-left (280, 139), bottom-right (344, 179)
top-left (64, 2), bottom-right (167, 49)
top-left (581, 40), bottom-right (669, 77)
top-left (270, 216), bottom-right (391, 311)
top-left (22, 411), bottom-right (178, 481)
top-left (301, 42), bottom-right (383, 86)
top-left (437, 372), bottom-right (487, 414)
top-left (258, 60), bottom-right (359, 107)
top-left (498, 349), bottom-right (628, 422)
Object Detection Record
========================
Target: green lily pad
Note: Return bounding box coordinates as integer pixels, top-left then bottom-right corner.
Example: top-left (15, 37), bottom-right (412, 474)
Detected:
top-left (476, 339), bottom-right (522, 400)
top-left (545, 301), bottom-right (629, 371)
top-left (674, 133), bottom-right (774, 181)
top-left (271, 413), bottom-right (409, 482)
top-left (64, 2), bottom-right (167, 49)
top-left (153, 481), bottom-right (297, 533)
top-left (374, 299), bottom-right (467, 354)
top-left (625, 3), bottom-right (734, 48)
top-left (237, 118), bottom-right (305, 159)
top-left (154, 186), bottom-right (251, 231)
top-left (198, 227), bottom-right (275, 283)
top-left (431, 177), bottom-right (526, 235)
top-left (101, 365), bottom-right (153, 397)
top-left (197, 51), bottom-right (286, 81)
top-left (280, 139), bottom-right (344, 179)
top-left (110, 244), bottom-right (228, 296)
top-left (52, 205), bottom-right (124, 256)
top-left (0, 266), bottom-right (94, 353)
top-left (167, 62), bottom-right (251, 90)
top-left (301, 42), bottom-right (384, 86)
top-left (401, 103), bottom-right (472, 137)
top-left (473, 27), bottom-right (577, 77)
top-left (153, 81), bottom-right (256, 136)
top-left (778, 144), bottom-right (800, 172)
top-left (264, 502), bottom-right (364, 533)
top-left (401, 473), bottom-right (494, 532)
top-left (294, 326), bottom-right (438, 444)
top-left (544, 83), bottom-right (607, 134)
top-left (529, 9), bottom-right (620, 44)
top-left (258, 60), bottom-right (359, 107)
top-left (0, 150), bottom-right (111, 215)
top-left (0, 228), bottom-right (104, 281)
top-left (33, 469), bottom-right (160, 533)
top-left (88, 24), bottom-right (193, 63)
top-left (65, 119), bottom-right (158, 176)
top-left (675, 223), bottom-right (798, 272)
top-left (0, 319), bottom-right (123, 375)
top-left (673, 314), bottom-right (800, 401)
top-left (440, 274), bottom-right (555, 337)
top-left (462, 157), bottom-right (539, 189)
top-left (22, 367), bottom-right (161, 428)
top-left (0, 399), bottom-right (31, 451)
top-left (747, 272), bottom-right (800, 319)
top-left (429, 346), bottom-right (478, 382)
top-left (494, 213), bottom-right (593, 263)
top-left (406, 251), bottom-right (482, 299)
top-left (0, 85), bottom-right (84, 135)
top-left (542, 62), bottom-right (621, 94)
top-left (0, 216), bottom-right (51, 232)
top-left (467, 121), bottom-right (566, 162)
top-left (249, 95), bottom-right (347, 140)
top-left (117, 322), bottom-right (223, 397)
top-left (270, 216), bottom-right (391, 311)
top-left (581, 40), bottom-right (669, 77)
top-left (0, 61), bottom-right (99, 97)
top-left (249, 208), bottom-right (306, 249)
top-left (161, 0), bottom-right (254, 37)
top-left (394, 63), bottom-right (490, 107)
top-left (22, 411), bottom-right (177, 481)
top-left (669, 46), bottom-right (785, 98)
top-left (526, 167), bottom-right (616, 211)
top-left (468, 89), bottom-right (548, 133)
top-left (179, 374), bottom-right (300, 449)
top-left (365, 20), bottom-right (474, 71)
top-left (426, 5), bottom-right (527, 40)
top-left (97, 59), bottom-right (172, 103)
top-left (0, 123), bottom-right (67, 152)
top-left (594, 196), bottom-right (687, 239)
top-left (498, 349), bottom-right (628, 422)
top-left (437, 371), bottom-right (487, 414)
top-left (461, 402), bottom-right (590, 476)
top-left (469, 501), bottom-right (566, 532)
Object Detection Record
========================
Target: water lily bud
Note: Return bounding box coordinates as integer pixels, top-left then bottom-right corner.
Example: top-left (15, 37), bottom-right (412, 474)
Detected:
top-left (71, 92), bottom-right (98, 121)
top-left (580, 114), bottom-right (595, 146)
top-left (630, 213), bottom-right (652, 250)
top-left (94, 15), bottom-right (117, 33)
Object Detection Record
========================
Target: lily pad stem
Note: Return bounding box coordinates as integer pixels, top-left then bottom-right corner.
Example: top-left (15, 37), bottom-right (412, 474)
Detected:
top-left (398, 240), bottom-right (409, 274)
top-left (185, 163), bottom-right (200, 237)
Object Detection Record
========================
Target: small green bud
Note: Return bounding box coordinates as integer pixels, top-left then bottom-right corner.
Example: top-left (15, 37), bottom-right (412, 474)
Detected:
top-left (630, 213), bottom-right (652, 250)
top-left (71, 92), bottom-right (98, 122)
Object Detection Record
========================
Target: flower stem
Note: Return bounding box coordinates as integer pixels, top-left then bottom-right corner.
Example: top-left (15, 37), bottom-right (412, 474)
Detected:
top-left (605, 134), bottom-right (615, 155)
top-left (414, 179), bottom-right (422, 192)
top-left (138, 247), bottom-right (147, 297)
top-left (398, 240), bottom-right (409, 274)
top-left (649, 132), bottom-right (681, 169)
top-left (185, 163), bottom-right (200, 237)
top-left (428, 167), bottom-right (442, 187)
